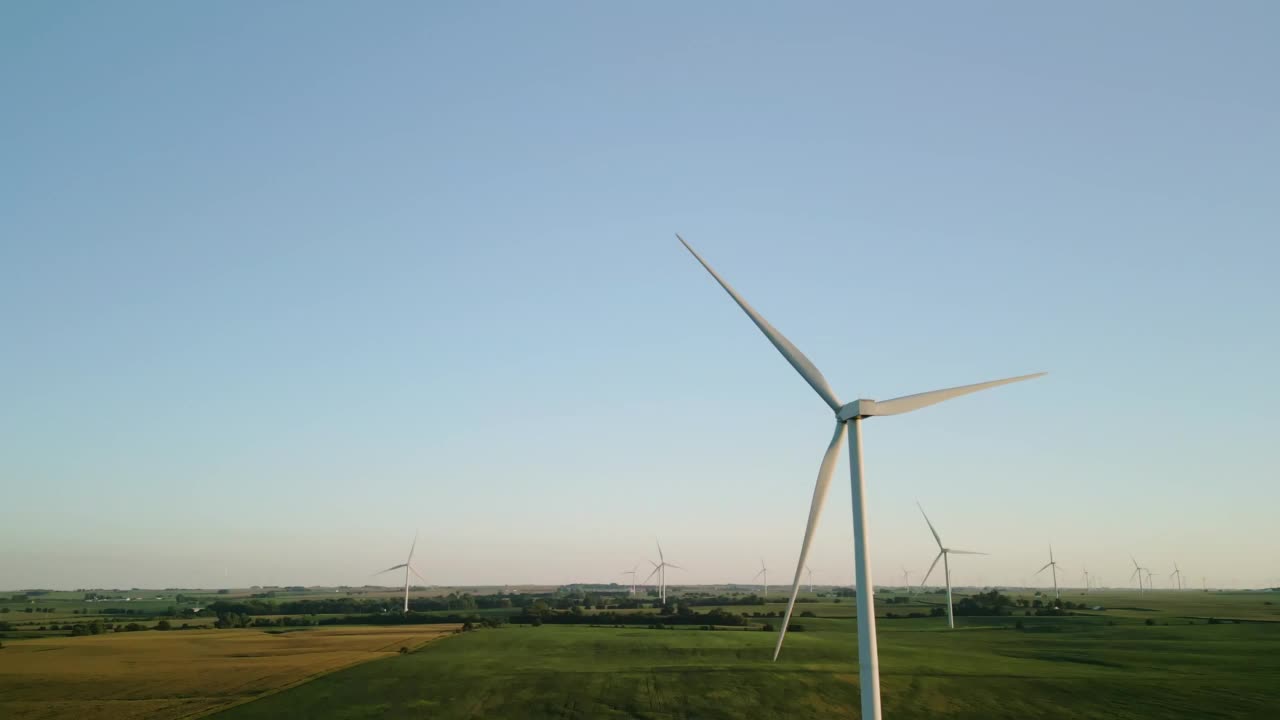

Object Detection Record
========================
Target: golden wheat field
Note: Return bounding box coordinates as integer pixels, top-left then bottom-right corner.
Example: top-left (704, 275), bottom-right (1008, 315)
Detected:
top-left (0, 624), bottom-right (459, 720)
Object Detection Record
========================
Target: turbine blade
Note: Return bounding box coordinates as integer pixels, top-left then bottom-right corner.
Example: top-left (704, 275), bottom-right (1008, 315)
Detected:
top-left (753, 569), bottom-right (766, 581)
top-left (948, 549), bottom-right (987, 555)
top-left (665, 563), bottom-right (684, 571)
top-left (772, 422), bottom-right (847, 662)
top-left (1036, 562), bottom-right (1052, 575)
top-left (408, 532), bottom-right (418, 563)
top-left (920, 551), bottom-right (944, 586)
top-left (872, 373), bottom-right (1047, 416)
top-left (374, 563), bottom-right (408, 575)
top-left (657, 541), bottom-right (664, 564)
top-left (917, 502), bottom-right (944, 549)
top-left (409, 566), bottom-right (426, 581)
top-left (678, 235), bottom-right (842, 412)
top-left (643, 566), bottom-right (661, 584)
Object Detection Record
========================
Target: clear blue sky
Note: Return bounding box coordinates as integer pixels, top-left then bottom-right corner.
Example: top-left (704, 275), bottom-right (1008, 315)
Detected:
top-left (3, 2), bottom-right (1277, 591)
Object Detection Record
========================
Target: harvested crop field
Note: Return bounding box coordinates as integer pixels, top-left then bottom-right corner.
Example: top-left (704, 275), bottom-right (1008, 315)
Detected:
top-left (0, 624), bottom-right (459, 720)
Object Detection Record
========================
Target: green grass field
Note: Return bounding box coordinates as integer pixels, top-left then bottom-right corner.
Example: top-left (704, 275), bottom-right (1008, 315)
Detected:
top-left (208, 590), bottom-right (1280, 720)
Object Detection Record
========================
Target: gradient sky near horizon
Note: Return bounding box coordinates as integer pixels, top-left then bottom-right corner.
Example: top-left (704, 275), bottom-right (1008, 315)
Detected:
top-left (3, 2), bottom-right (1277, 592)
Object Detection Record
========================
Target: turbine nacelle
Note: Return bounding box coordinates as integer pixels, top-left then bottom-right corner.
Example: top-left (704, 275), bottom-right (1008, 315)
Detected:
top-left (836, 400), bottom-right (879, 421)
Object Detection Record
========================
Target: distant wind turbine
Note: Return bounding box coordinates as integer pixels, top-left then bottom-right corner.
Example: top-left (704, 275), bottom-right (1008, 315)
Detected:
top-left (1081, 568), bottom-right (1090, 594)
top-left (677, 235), bottom-right (1044, 720)
top-left (374, 533), bottom-right (424, 613)
top-left (622, 565), bottom-right (639, 595)
top-left (1145, 568), bottom-right (1156, 589)
top-left (754, 559), bottom-right (771, 599)
top-left (902, 567), bottom-right (912, 594)
top-left (642, 541), bottom-right (681, 604)
top-left (805, 565), bottom-right (815, 593)
top-left (1170, 562), bottom-right (1183, 591)
top-left (1130, 556), bottom-right (1147, 595)
top-left (1036, 545), bottom-right (1063, 600)
top-left (918, 503), bottom-right (987, 629)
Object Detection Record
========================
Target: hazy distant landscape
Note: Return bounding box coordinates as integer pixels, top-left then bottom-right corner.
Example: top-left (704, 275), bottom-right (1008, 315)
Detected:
top-left (5, 1), bottom-right (1278, 718)
top-left (3, 584), bottom-right (1278, 719)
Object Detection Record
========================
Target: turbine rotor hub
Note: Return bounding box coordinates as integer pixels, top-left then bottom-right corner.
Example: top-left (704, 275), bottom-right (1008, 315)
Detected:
top-left (836, 399), bottom-right (878, 421)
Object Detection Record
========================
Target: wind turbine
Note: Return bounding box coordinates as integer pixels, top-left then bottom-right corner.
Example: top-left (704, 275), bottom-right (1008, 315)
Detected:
top-left (1081, 568), bottom-right (1090, 594)
top-left (917, 503), bottom-right (987, 629)
top-left (1145, 568), bottom-right (1156, 590)
top-left (643, 541), bottom-right (681, 604)
top-left (902, 567), bottom-right (912, 594)
top-left (1036, 545), bottom-right (1063, 601)
top-left (1170, 562), bottom-right (1183, 591)
top-left (622, 565), bottom-right (639, 595)
top-left (805, 565), bottom-right (815, 593)
top-left (1130, 556), bottom-right (1147, 595)
top-left (678, 236), bottom-right (1043, 720)
top-left (754, 559), bottom-right (770, 599)
top-left (644, 560), bottom-right (661, 598)
top-left (373, 533), bottom-right (424, 613)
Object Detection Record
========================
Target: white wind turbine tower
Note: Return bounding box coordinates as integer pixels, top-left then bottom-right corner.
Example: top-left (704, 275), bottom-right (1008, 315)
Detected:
top-left (373, 533), bottom-right (424, 613)
top-left (1170, 562), bottom-right (1183, 591)
top-left (805, 565), bottom-right (815, 593)
top-left (1081, 568), bottom-right (1090, 594)
top-left (678, 236), bottom-right (1043, 720)
top-left (917, 503), bottom-right (987, 629)
top-left (754, 559), bottom-right (771, 599)
top-left (1130, 556), bottom-right (1147, 595)
top-left (1145, 568), bottom-right (1156, 590)
top-left (902, 567), bottom-right (912, 594)
top-left (1036, 545), bottom-right (1063, 601)
top-left (643, 541), bottom-right (681, 604)
top-left (622, 564), bottom-right (639, 596)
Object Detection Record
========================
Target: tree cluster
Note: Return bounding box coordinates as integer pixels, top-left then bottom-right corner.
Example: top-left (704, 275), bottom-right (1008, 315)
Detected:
top-left (510, 608), bottom-right (747, 628)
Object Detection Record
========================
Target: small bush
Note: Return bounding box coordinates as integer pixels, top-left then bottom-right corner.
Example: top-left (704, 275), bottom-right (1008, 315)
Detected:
top-left (1015, 620), bottom-right (1025, 630)
top-left (1144, 619), bottom-right (1155, 626)
top-left (399, 646), bottom-right (409, 654)
top-left (799, 611), bottom-right (816, 617)
top-left (761, 623), bottom-right (774, 632)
